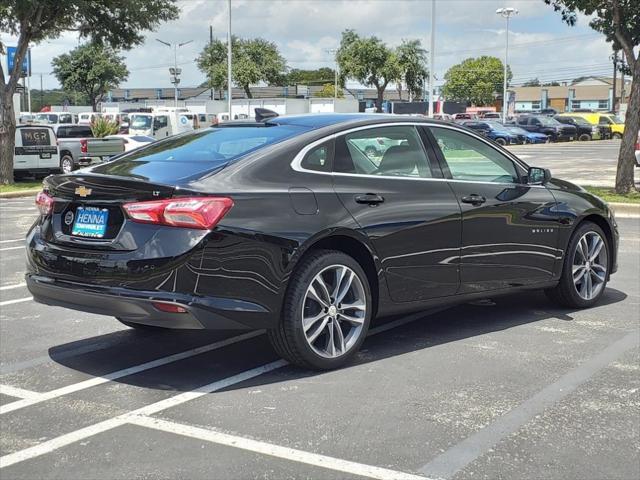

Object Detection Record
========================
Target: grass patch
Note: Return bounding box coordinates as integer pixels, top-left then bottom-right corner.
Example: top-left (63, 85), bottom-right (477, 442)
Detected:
top-left (0, 181), bottom-right (42, 194)
top-left (583, 186), bottom-right (640, 204)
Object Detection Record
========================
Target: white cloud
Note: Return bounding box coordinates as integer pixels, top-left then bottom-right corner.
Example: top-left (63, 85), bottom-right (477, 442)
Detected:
top-left (1, 0), bottom-right (616, 92)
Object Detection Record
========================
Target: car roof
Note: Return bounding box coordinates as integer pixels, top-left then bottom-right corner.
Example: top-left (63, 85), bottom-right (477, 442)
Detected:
top-left (264, 113), bottom-right (441, 129)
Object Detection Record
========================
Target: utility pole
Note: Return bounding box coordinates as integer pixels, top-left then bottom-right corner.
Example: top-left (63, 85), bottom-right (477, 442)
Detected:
top-left (326, 48), bottom-right (339, 100)
top-left (210, 25), bottom-right (214, 100)
top-left (612, 51), bottom-right (618, 112)
top-left (40, 73), bottom-right (43, 111)
top-left (496, 7), bottom-right (518, 123)
top-left (227, 0), bottom-right (232, 117)
top-left (428, 0), bottom-right (435, 117)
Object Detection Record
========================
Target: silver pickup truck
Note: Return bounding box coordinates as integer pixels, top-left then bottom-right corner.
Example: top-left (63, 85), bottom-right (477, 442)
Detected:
top-left (53, 124), bottom-right (125, 173)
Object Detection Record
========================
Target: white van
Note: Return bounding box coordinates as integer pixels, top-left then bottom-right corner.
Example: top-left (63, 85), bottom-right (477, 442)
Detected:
top-left (77, 112), bottom-right (102, 125)
top-left (128, 112), bottom-right (194, 139)
top-left (14, 125), bottom-right (60, 177)
top-left (33, 112), bottom-right (75, 125)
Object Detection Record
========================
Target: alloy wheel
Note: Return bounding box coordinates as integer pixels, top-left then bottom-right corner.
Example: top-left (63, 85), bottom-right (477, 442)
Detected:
top-left (61, 157), bottom-right (73, 174)
top-left (302, 264), bottom-right (367, 358)
top-left (572, 231), bottom-right (607, 300)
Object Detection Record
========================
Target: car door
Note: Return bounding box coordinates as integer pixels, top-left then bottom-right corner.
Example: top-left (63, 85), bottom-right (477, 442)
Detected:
top-left (331, 124), bottom-right (461, 302)
top-left (153, 115), bottom-right (169, 138)
top-left (426, 126), bottom-right (560, 293)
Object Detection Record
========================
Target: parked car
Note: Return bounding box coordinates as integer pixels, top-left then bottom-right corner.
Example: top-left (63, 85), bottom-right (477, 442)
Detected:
top-left (554, 115), bottom-right (601, 141)
top-left (505, 126), bottom-right (549, 144)
top-left (461, 121), bottom-right (523, 145)
top-left (432, 113), bottom-right (454, 122)
top-left (53, 124), bottom-right (125, 173)
top-left (540, 108), bottom-right (558, 116)
top-left (13, 125), bottom-right (60, 177)
top-left (566, 112), bottom-right (624, 139)
top-left (105, 134), bottom-right (156, 152)
top-left (516, 115), bottom-right (577, 142)
top-left (635, 130), bottom-right (640, 167)
top-left (26, 113), bottom-right (618, 370)
top-left (480, 112), bottom-right (501, 119)
top-left (452, 112), bottom-right (477, 122)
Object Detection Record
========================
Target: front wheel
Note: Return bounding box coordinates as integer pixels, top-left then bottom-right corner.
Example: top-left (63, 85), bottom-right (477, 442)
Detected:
top-left (268, 250), bottom-right (372, 370)
top-left (578, 133), bottom-right (592, 142)
top-left (612, 132), bottom-right (622, 139)
top-left (545, 222), bottom-right (609, 308)
top-left (495, 137), bottom-right (507, 146)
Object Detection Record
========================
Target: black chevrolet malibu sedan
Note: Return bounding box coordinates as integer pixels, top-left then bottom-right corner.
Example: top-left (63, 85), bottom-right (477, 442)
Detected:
top-left (26, 113), bottom-right (618, 370)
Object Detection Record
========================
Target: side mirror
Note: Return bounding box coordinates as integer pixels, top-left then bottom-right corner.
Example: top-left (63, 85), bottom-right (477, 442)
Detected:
top-left (528, 166), bottom-right (551, 185)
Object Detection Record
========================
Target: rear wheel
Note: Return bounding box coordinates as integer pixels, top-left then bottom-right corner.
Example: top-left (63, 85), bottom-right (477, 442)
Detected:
top-left (495, 137), bottom-right (507, 146)
top-left (578, 133), bottom-right (592, 141)
top-left (60, 154), bottom-right (74, 174)
top-left (268, 250), bottom-right (372, 370)
top-left (545, 222), bottom-right (609, 308)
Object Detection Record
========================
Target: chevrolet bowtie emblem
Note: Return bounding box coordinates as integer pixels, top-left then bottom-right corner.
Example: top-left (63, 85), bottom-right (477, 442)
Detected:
top-left (75, 186), bottom-right (92, 197)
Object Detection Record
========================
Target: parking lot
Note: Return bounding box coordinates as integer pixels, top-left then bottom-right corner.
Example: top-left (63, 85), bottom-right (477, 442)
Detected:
top-left (1, 142), bottom-right (639, 480)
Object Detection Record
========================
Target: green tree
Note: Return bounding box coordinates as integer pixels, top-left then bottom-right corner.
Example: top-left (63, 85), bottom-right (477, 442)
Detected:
top-left (197, 37), bottom-right (287, 99)
top-left (544, 0), bottom-right (639, 194)
top-left (523, 78), bottom-right (542, 87)
top-left (0, 0), bottom-right (179, 185)
top-left (442, 56), bottom-right (511, 106)
top-left (337, 30), bottom-right (400, 112)
top-left (396, 39), bottom-right (428, 101)
top-left (315, 83), bottom-right (344, 98)
top-left (52, 43), bottom-right (128, 112)
top-left (287, 68), bottom-right (337, 86)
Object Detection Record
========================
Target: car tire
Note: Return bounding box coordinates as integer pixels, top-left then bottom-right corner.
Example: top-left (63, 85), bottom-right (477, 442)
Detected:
top-left (495, 137), bottom-right (507, 146)
top-left (268, 249), bottom-right (372, 370)
top-left (115, 318), bottom-right (168, 331)
top-left (60, 154), bottom-right (74, 174)
top-left (578, 133), bottom-right (592, 141)
top-left (545, 221), bottom-right (610, 308)
top-left (612, 133), bottom-right (622, 139)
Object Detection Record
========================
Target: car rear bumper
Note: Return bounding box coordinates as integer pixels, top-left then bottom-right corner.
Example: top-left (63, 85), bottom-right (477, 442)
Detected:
top-left (26, 273), bottom-right (275, 330)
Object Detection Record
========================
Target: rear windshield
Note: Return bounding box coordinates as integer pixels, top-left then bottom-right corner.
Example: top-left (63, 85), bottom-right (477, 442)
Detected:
top-left (120, 125), bottom-right (308, 164)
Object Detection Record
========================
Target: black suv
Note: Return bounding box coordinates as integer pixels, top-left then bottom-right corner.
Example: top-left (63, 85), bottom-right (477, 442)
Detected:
top-left (516, 115), bottom-right (577, 142)
top-left (554, 115), bottom-right (601, 141)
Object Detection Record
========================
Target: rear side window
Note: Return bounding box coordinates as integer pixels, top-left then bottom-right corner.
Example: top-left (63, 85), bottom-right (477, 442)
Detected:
top-left (301, 141), bottom-right (333, 172)
top-left (335, 125), bottom-right (433, 178)
top-left (61, 126), bottom-right (93, 138)
top-left (20, 128), bottom-right (51, 146)
top-left (109, 125), bottom-right (308, 164)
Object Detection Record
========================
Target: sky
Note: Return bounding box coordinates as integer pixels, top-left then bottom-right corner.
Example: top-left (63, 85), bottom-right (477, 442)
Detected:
top-left (0, 0), bottom-right (619, 91)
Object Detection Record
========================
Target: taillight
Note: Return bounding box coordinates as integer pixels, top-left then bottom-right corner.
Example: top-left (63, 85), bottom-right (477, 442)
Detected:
top-left (35, 191), bottom-right (54, 215)
top-left (123, 197), bottom-right (233, 230)
top-left (152, 301), bottom-right (187, 313)
top-left (80, 139), bottom-right (88, 154)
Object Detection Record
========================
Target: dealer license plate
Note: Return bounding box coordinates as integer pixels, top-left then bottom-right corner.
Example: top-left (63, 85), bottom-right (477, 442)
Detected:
top-left (72, 206), bottom-right (109, 238)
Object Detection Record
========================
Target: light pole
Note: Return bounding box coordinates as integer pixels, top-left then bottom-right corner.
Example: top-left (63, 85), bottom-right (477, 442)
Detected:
top-left (227, 0), bottom-right (232, 117)
top-left (428, 0), bottom-right (435, 117)
top-left (496, 7), bottom-right (518, 123)
top-left (326, 48), bottom-right (339, 100)
top-left (156, 38), bottom-right (193, 109)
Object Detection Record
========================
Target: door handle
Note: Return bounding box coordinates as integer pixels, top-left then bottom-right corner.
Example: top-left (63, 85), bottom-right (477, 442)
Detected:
top-left (461, 194), bottom-right (486, 206)
top-left (355, 193), bottom-right (385, 205)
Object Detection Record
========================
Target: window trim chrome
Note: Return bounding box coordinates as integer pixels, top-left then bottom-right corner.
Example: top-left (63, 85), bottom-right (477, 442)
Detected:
top-left (290, 121), bottom-right (544, 188)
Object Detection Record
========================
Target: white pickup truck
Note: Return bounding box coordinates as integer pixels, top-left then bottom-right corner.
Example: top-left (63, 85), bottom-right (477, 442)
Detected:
top-left (53, 124), bottom-right (125, 173)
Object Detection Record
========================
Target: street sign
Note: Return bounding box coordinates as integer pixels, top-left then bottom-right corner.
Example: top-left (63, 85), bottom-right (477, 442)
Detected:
top-left (7, 47), bottom-right (31, 76)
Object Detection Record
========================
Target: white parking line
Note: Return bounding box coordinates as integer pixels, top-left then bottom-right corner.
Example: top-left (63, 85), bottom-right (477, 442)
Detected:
top-left (131, 415), bottom-right (429, 480)
top-left (0, 239), bottom-right (23, 244)
top-left (0, 246), bottom-right (24, 252)
top-left (0, 360), bottom-right (287, 469)
top-left (0, 330), bottom-right (264, 415)
top-left (0, 283), bottom-right (26, 291)
top-left (0, 309), bottom-right (440, 469)
top-left (0, 385), bottom-right (40, 400)
top-left (0, 297), bottom-right (32, 307)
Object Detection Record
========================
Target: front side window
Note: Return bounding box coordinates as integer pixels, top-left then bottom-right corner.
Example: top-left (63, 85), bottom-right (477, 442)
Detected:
top-left (335, 125), bottom-right (433, 178)
top-left (153, 116), bottom-right (168, 130)
top-left (430, 127), bottom-right (519, 184)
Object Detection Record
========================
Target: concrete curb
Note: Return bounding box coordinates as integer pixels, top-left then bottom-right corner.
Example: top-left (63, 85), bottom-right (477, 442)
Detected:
top-left (0, 189), bottom-right (41, 199)
top-left (610, 202), bottom-right (640, 218)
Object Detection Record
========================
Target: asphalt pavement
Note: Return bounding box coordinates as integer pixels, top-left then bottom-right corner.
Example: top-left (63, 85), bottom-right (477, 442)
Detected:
top-left (506, 139), bottom-right (627, 187)
top-left (0, 149), bottom-right (639, 479)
